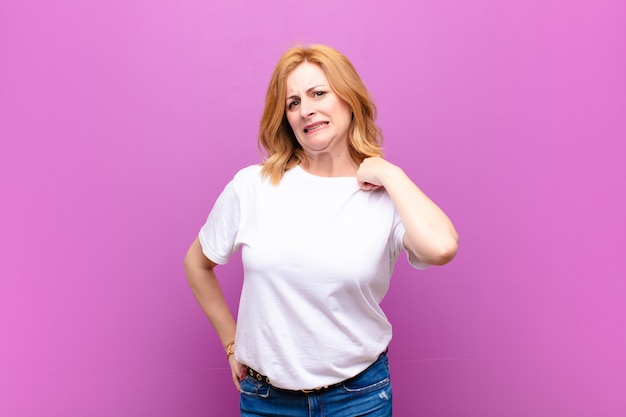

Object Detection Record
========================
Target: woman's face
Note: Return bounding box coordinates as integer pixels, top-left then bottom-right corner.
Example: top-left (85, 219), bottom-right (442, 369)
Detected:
top-left (285, 62), bottom-right (352, 157)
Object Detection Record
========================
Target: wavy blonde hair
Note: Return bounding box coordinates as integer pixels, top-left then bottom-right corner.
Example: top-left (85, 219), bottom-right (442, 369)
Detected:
top-left (258, 44), bottom-right (384, 184)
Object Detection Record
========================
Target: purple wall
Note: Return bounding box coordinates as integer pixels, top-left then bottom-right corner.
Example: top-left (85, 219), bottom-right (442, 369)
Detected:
top-left (1, 0), bottom-right (624, 416)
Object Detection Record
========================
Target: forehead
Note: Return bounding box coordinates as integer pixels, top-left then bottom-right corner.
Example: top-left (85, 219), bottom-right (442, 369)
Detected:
top-left (285, 62), bottom-right (329, 94)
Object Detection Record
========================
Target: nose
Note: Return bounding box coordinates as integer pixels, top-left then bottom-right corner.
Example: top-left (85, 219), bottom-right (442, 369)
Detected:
top-left (299, 98), bottom-right (315, 119)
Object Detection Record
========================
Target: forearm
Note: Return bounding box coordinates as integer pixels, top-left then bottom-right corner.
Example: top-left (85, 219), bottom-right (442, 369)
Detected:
top-left (188, 269), bottom-right (237, 346)
top-left (184, 240), bottom-right (237, 348)
top-left (184, 243), bottom-right (246, 389)
top-left (380, 164), bottom-right (458, 265)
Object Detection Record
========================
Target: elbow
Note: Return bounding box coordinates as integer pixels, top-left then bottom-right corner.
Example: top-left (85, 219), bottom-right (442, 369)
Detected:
top-left (433, 228), bottom-right (460, 265)
top-left (183, 254), bottom-right (196, 285)
top-left (183, 244), bottom-right (203, 284)
top-left (428, 241), bottom-right (458, 265)
top-left (411, 234), bottom-right (459, 266)
top-left (183, 245), bottom-right (195, 273)
top-left (183, 255), bottom-right (193, 280)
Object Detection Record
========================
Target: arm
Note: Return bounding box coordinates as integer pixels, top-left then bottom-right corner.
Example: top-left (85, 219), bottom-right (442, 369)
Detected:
top-left (183, 237), bottom-right (245, 390)
top-left (357, 157), bottom-right (459, 266)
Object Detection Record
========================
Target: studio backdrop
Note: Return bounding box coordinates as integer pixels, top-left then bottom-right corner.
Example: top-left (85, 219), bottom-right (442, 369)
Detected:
top-left (1, 0), bottom-right (624, 416)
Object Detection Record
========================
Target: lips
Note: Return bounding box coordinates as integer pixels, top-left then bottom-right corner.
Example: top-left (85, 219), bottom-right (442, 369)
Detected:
top-left (303, 121), bottom-right (329, 133)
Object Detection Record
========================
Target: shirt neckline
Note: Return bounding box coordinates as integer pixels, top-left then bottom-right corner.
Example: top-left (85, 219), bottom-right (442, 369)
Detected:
top-left (292, 164), bottom-right (358, 180)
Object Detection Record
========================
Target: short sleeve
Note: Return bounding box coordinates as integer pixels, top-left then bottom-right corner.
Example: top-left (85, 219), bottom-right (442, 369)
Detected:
top-left (198, 180), bottom-right (241, 265)
top-left (392, 210), bottom-right (430, 270)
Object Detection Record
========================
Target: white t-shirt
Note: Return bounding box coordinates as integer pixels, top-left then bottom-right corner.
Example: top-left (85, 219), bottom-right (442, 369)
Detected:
top-left (199, 164), bottom-right (425, 390)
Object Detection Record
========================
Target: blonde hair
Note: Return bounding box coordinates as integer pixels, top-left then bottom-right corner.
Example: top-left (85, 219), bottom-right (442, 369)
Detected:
top-left (258, 44), bottom-right (384, 184)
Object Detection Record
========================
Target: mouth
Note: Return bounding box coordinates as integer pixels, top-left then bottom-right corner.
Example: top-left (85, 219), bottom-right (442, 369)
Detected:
top-left (303, 122), bottom-right (329, 134)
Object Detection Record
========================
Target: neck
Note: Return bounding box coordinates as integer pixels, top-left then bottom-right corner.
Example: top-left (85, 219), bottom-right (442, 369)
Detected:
top-left (300, 152), bottom-right (358, 177)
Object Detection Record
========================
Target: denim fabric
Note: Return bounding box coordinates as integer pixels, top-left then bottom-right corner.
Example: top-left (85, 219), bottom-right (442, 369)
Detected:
top-left (240, 352), bottom-right (392, 417)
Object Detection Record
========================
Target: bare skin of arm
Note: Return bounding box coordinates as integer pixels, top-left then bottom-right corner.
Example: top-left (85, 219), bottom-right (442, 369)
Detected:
top-left (184, 237), bottom-right (245, 390)
top-left (357, 157), bottom-right (459, 266)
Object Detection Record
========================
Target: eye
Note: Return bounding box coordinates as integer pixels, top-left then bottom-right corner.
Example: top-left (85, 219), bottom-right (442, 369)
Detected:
top-left (287, 100), bottom-right (300, 110)
top-left (313, 91), bottom-right (326, 98)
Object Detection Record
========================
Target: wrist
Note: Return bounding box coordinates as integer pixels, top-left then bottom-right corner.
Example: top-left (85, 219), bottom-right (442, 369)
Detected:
top-left (379, 163), bottom-right (404, 188)
top-left (224, 339), bottom-right (235, 358)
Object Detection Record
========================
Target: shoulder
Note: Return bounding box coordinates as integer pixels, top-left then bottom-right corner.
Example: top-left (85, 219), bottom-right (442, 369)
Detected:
top-left (226, 164), bottom-right (271, 197)
top-left (230, 164), bottom-right (265, 186)
top-left (233, 164), bottom-right (263, 180)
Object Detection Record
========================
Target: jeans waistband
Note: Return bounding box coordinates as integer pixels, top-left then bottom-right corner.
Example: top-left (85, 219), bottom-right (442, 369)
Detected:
top-left (244, 349), bottom-right (388, 394)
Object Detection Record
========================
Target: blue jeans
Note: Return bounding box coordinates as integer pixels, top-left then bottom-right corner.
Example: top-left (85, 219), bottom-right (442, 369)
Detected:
top-left (240, 352), bottom-right (392, 417)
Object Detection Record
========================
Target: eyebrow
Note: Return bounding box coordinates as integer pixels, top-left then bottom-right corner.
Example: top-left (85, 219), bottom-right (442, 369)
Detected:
top-left (286, 85), bottom-right (327, 101)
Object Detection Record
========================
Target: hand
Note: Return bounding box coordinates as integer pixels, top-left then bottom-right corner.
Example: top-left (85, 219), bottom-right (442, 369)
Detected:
top-left (357, 157), bottom-right (395, 191)
top-left (358, 156), bottom-right (459, 265)
top-left (228, 354), bottom-right (247, 391)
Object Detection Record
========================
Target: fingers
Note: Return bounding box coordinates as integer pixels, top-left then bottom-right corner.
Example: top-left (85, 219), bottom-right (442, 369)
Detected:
top-left (357, 157), bottom-right (386, 190)
top-left (229, 357), bottom-right (248, 391)
top-left (359, 181), bottom-right (382, 191)
top-left (231, 369), bottom-right (241, 391)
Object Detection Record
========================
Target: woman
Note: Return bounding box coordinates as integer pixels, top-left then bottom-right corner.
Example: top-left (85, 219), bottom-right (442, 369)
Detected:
top-left (184, 44), bottom-right (458, 416)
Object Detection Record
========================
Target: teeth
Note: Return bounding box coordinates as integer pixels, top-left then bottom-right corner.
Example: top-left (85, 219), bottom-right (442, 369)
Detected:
top-left (305, 122), bottom-right (327, 133)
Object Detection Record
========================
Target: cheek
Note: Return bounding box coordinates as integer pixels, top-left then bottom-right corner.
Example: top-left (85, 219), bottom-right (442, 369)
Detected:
top-left (334, 106), bottom-right (353, 128)
top-left (286, 112), bottom-right (299, 129)
top-left (328, 100), bottom-right (352, 124)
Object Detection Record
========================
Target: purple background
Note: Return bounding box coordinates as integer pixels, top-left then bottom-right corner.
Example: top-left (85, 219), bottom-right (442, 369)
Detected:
top-left (1, 0), bottom-right (625, 416)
